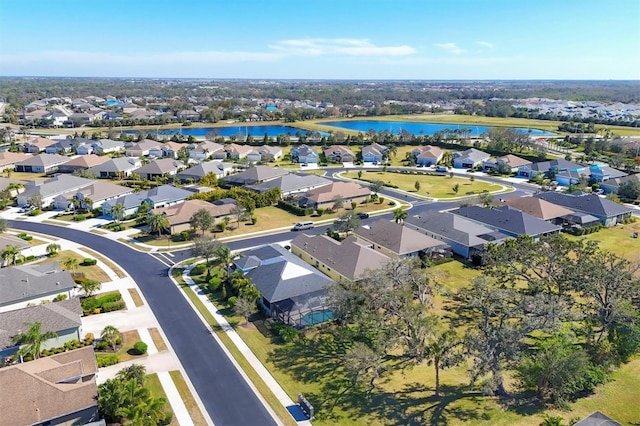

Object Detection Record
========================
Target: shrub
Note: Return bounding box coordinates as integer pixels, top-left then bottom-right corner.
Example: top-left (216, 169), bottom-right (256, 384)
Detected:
top-left (271, 322), bottom-right (300, 343)
top-left (191, 264), bottom-right (207, 276)
top-left (94, 340), bottom-right (109, 351)
top-left (81, 258), bottom-right (97, 266)
top-left (216, 222), bottom-right (226, 232)
top-left (96, 353), bottom-right (120, 367)
top-left (53, 293), bottom-right (68, 302)
top-left (276, 199), bottom-right (313, 216)
top-left (72, 214), bottom-right (87, 221)
top-left (208, 277), bottom-right (222, 291)
top-left (179, 230), bottom-right (192, 241)
top-left (102, 300), bottom-right (126, 312)
top-left (17, 233), bottom-right (33, 241)
top-left (28, 209), bottom-right (41, 216)
top-left (132, 341), bottom-right (148, 355)
top-left (227, 296), bottom-right (237, 306)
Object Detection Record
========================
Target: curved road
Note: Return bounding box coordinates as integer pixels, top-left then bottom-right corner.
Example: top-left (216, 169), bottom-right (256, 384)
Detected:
top-left (10, 221), bottom-right (277, 426)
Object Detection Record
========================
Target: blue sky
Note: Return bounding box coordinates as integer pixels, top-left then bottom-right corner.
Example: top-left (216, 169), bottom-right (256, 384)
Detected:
top-left (1, 0), bottom-right (638, 79)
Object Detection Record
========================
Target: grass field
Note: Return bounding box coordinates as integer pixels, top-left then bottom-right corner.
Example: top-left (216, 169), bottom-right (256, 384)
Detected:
top-left (55, 250), bottom-right (112, 283)
top-left (148, 327), bottom-right (168, 352)
top-left (566, 220), bottom-right (640, 264)
top-left (80, 247), bottom-right (127, 278)
top-left (356, 171), bottom-right (509, 199)
top-left (115, 330), bottom-right (147, 362)
top-left (168, 370), bottom-right (210, 426)
top-left (127, 288), bottom-right (144, 307)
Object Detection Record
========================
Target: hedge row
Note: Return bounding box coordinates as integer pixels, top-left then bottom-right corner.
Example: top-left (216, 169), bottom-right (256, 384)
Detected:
top-left (96, 353), bottom-right (120, 367)
top-left (276, 199), bottom-right (314, 216)
top-left (81, 292), bottom-right (124, 315)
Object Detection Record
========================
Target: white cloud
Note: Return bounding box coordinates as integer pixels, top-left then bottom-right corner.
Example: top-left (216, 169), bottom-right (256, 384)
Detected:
top-left (268, 38), bottom-right (416, 57)
top-left (433, 43), bottom-right (465, 54)
top-left (475, 41), bottom-right (494, 48)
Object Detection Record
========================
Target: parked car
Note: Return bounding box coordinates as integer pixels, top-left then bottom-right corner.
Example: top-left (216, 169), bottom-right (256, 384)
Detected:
top-left (292, 221), bottom-right (314, 231)
top-left (436, 166), bottom-right (449, 172)
top-left (357, 212), bottom-right (369, 219)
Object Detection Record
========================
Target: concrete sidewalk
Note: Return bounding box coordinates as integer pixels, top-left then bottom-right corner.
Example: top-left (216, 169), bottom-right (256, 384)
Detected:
top-left (174, 266), bottom-right (311, 426)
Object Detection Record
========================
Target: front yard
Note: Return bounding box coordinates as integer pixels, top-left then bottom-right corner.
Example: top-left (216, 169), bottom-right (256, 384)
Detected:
top-left (355, 170), bottom-right (509, 199)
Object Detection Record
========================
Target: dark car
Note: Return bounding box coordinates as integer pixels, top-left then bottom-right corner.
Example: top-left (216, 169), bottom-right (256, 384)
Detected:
top-left (357, 212), bottom-right (369, 219)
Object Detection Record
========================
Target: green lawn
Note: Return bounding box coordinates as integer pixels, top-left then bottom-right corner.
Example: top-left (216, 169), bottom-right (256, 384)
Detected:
top-left (357, 171), bottom-right (509, 199)
top-left (168, 370), bottom-right (210, 426)
top-left (144, 373), bottom-right (179, 426)
top-left (566, 220), bottom-right (640, 264)
top-left (53, 250), bottom-right (112, 283)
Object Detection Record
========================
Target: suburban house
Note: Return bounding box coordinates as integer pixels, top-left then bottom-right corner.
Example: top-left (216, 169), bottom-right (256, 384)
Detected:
top-left (483, 154), bottom-right (532, 172)
top-left (600, 173), bottom-right (640, 195)
top-left (177, 161), bottom-right (235, 182)
top-left (57, 154), bottom-right (111, 173)
top-left (324, 145), bottom-right (355, 163)
top-left (412, 145), bottom-right (444, 166)
top-left (501, 195), bottom-right (575, 225)
top-left (189, 141), bottom-right (225, 160)
top-left (155, 199), bottom-right (237, 234)
top-left (76, 138), bottom-right (125, 155)
top-left (297, 181), bottom-right (371, 210)
top-left (0, 261), bottom-right (76, 312)
top-left (517, 158), bottom-right (583, 179)
top-left (291, 144), bottom-right (319, 164)
top-left (0, 298), bottom-right (82, 360)
top-left (354, 219), bottom-right (452, 259)
top-left (452, 205), bottom-right (562, 239)
top-left (362, 143), bottom-right (387, 163)
top-left (23, 137), bottom-right (57, 153)
top-left (90, 157), bottom-right (142, 178)
top-left (44, 138), bottom-right (92, 155)
top-left (247, 173), bottom-right (332, 198)
top-left (221, 165), bottom-right (290, 187)
top-left (149, 141), bottom-right (184, 159)
top-left (14, 153), bottom-right (70, 174)
top-left (0, 235), bottom-right (30, 266)
top-left (0, 152), bottom-right (31, 171)
top-left (103, 184), bottom-right (192, 215)
top-left (452, 148), bottom-right (491, 169)
top-left (233, 244), bottom-right (334, 328)
top-left (177, 109), bottom-right (200, 121)
top-left (291, 234), bottom-right (391, 282)
top-left (54, 180), bottom-right (134, 210)
top-left (0, 177), bottom-right (26, 197)
top-left (587, 164), bottom-right (627, 183)
top-left (0, 346), bottom-right (99, 426)
top-left (246, 145), bottom-right (283, 163)
top-left (533, 191), bottom-right (634, 226)
top-left (224, 143), bottom-right (253, 160)
top-left (133, 158), bottom-right (184, 180)
top-left (124, 139), bottom-right (162, 157)
top-left (17, 175), bottom-right (94, 207)
top-left (405, 211), bottom-right (511, 259)
top-left (573, 411), bottom-right (622, 426)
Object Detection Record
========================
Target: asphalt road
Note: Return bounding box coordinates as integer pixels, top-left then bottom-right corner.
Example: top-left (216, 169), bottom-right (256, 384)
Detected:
top-left (10, 221), bottom-right (278, 426)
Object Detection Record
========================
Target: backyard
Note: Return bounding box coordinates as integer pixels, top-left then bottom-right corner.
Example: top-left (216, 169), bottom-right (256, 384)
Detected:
top-left (354, 171), bottom-right (509, 199)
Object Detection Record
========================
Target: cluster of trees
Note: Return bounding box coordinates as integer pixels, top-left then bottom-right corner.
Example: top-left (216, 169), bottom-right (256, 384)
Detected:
top-left (189, 187), bottom-right (281, 211)
top-left (98, 364), bottom-right (173, 425)
top-left (320, 234), bottom-right (639, 410)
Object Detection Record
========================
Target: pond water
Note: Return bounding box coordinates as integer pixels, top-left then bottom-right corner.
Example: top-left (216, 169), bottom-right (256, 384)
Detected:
top-left (126, 125), bottom-right (317, 138)
top-left (320, 120), bottom-right (554, 136)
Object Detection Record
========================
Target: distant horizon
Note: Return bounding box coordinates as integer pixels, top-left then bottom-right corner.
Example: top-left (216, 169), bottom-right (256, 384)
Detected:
top-left (1, 76), bottom-right (638, 83)
top-left (1, 0), bottom-right (638, 80)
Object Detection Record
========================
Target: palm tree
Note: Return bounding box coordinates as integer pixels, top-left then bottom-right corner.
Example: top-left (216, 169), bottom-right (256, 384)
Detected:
top-left (46, 243), bottom-right (61, 257)
top-left (147, 214), bottom-right (170, 239)
top-left (1, 245), bottom-right (22, 267)
top-left (100, 325), bottom-right (121, 351)
top-left (62, 257), bottom-right (79, 273)
top-left (13, 322), bottom-right (58, 360)
top-left (214, 245), bottom-right (235, 282)
top-left (82, 197), bottom-right (94, 212)
top-left (110, 203), bottom-right (125, 223)
top-left (0, 217), bottom-right (8, 233)
top-left (393, 208), bottom-right (408, 224)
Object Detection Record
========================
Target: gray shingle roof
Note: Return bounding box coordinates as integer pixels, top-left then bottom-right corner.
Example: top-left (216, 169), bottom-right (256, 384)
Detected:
top-left (529, 159), bottom-right (582, 172)
top-left (0, 262), bottom-right (76, 307)
top-left (20, 175), bottom-right (94, 200)
top-left (246, 173), bottom-right (331, 194)
top-left (533, 192), bottom-right (633, 219)
top-left (0, 298), bottom-right (81, 349)
top-left (15, 153), bottom-right (69, 167)
top-left (90, 157), bottom-right (141, 173)
top-left (240, 245), bottom-right (333, 302)
top-left (453, 205), bottom-right (562, 237)
top-left (355, 219), bottom-right (450, 255)
top-left (223, 166), bottom-right (290, 186)
top-left (405, 211), bottom-right (511, 248)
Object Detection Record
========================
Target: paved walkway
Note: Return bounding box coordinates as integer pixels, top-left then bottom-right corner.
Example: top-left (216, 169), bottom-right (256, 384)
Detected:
top-left (175, 266), bottom-right (311, 426)
top-left (6, 230), bottom-right (210, 426)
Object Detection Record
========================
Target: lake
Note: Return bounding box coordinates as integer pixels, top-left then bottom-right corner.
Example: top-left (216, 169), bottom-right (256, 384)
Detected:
top-left (320, 120), bottom-right (554, 136)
